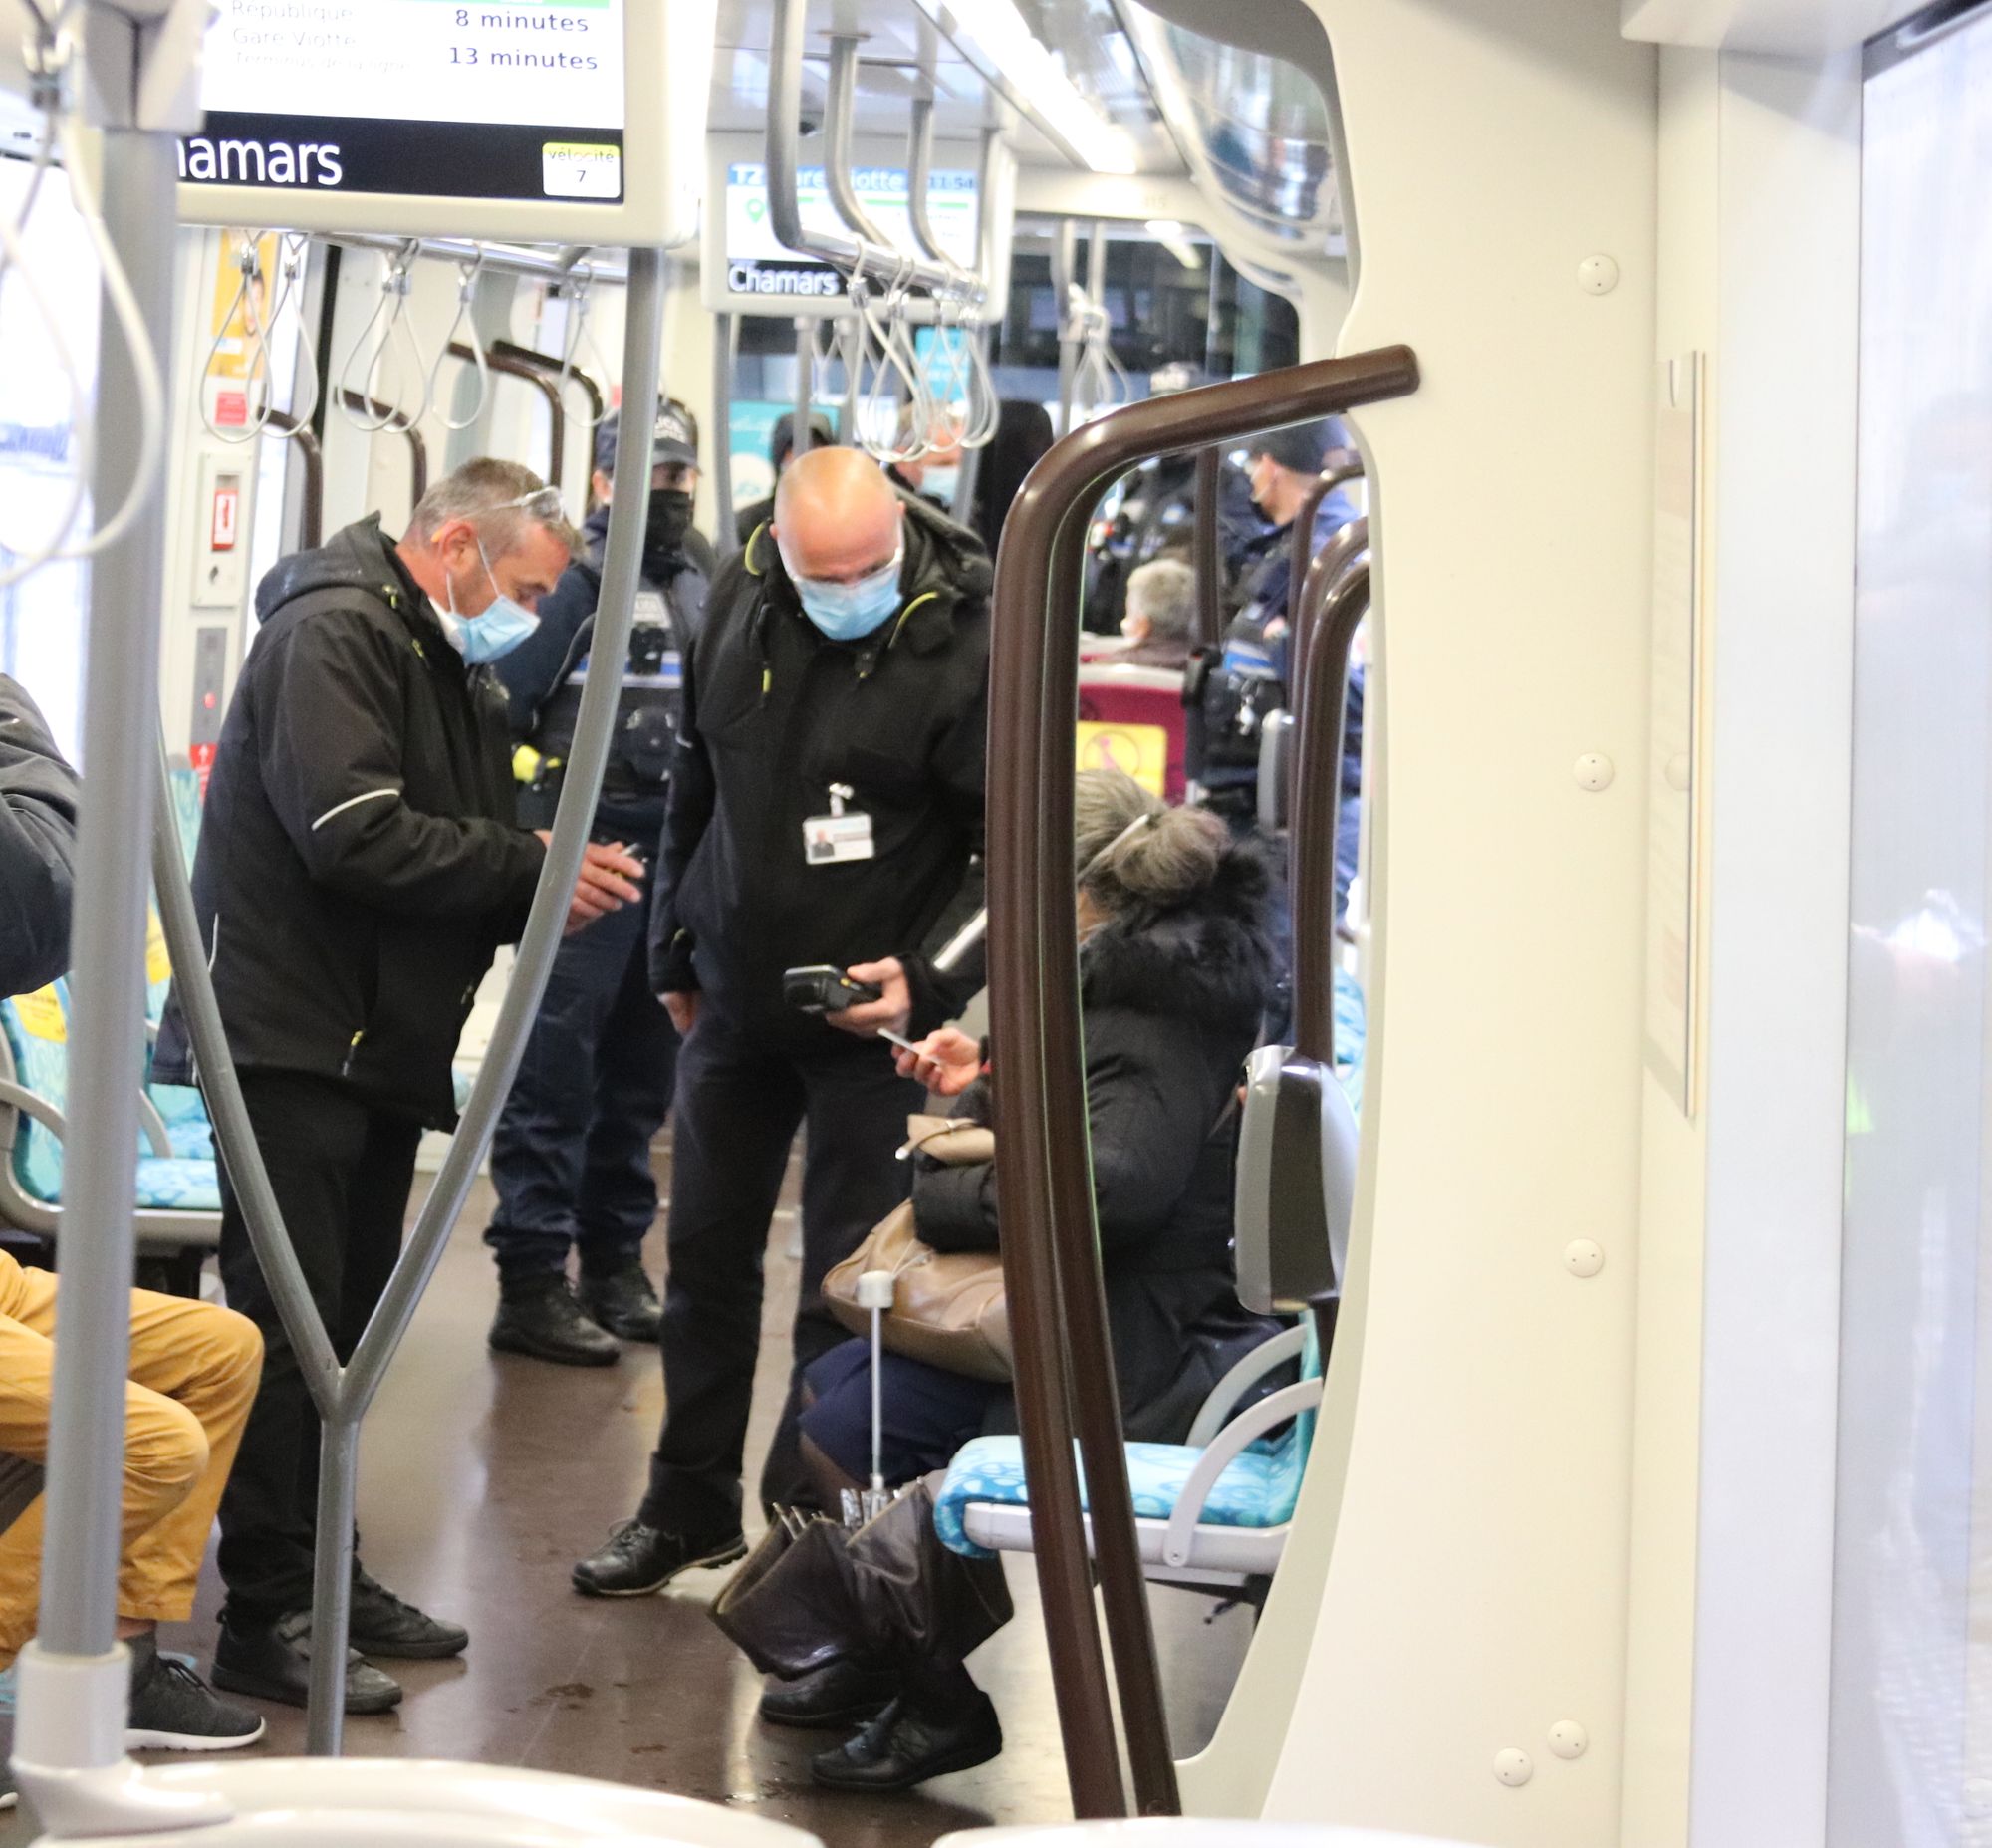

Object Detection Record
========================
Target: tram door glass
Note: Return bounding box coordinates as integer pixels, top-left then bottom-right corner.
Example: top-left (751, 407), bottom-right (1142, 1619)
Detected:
top-left (1833, 9), bottom-right (1992, 1842)
top-left (0, 157), bottom-right (100, 759)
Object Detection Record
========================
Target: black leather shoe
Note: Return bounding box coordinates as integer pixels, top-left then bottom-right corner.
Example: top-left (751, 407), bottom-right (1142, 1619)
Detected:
top-left (571, 1519), bottom-right (747, 1597)
top-left (490, 1274), bottom-right (620, 1367)
top-left (810, 1690), bottom-right (1003, 1791)
top-left (760, 1659), bottom-right (899, 1729)
top-left (350, 1567), bottom-right (468, 1660)
top-left (578, 1262), bottom-right (662, 1342)
top-left (210, 1613), bottom-right (402, 1715)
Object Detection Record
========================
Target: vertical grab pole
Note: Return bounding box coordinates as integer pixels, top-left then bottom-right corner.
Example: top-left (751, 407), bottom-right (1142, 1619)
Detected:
top-left (794, 316), bottom-right (814, 447)
top-left (712, 311), bottom-right (735, 536)
top-left (1054, 221), bottom-right (1079, 437)
top-left (1192, 446), bottom-right (1223, 649)
top-left (1291, 558), bottom-right (1372, 1072)
top-left (32, 126), bottom-right (175, 1672)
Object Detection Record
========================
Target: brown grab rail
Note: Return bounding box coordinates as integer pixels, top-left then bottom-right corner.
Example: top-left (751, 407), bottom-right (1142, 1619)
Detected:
top-left (264, 410), bottom-right (323, 551)
top-left (495, 338), bottom-right (605, 438)
top-left (1290, 458), bottom-right (1367, 615)
top-left (988, 346), bottom-right (1417, 1818)
top-left (1291, 514), bottom-right (1370, 725)
top-left (1291, 552), bottom-right (1371, 1069)
top-left (336, 393), bottom-right (430, 505)
top-left (451, 342), bottom-right (564, 485)
top-left (1192, 445), bottom-right (1224, 649)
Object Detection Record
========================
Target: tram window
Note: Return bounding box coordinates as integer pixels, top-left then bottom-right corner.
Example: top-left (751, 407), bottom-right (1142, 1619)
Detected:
top-left (0, 154), bottom-right (101, 760)
top-left (987, 227), bottom-right (1298, 390)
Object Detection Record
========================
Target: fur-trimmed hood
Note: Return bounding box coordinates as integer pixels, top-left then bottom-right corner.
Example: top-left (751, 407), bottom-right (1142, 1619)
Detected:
top-left (1080, 837), bottom-right (1279, 1035)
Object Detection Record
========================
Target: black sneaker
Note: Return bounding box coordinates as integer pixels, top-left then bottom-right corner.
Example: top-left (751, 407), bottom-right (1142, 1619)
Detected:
top-left (578, 1263), bottom-right (662, 1342)
top-left (350, 1567), bottom-right (468, 1661)
top-left (490, 1274), bottom-right (620, 1367)
top-left (210, 1612), bottom-right (402, 1715)
top-left (571, 1519), bottom-right (747, 1597)
top-left (811, 1689), bottom-right (1003, 1791)
top-left (125, 1636), bottom-right (265, 1751)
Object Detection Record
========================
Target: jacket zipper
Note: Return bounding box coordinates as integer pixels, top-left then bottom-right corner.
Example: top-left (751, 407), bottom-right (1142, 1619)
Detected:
top-left (342, 1029), bottom-right (365, 1077)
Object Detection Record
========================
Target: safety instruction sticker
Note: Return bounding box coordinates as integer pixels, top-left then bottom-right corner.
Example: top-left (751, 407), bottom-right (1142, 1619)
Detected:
top-left (13, 987), bottom-right (64, 1043)
top-left (1077, 721), bottom-right (1169, 799)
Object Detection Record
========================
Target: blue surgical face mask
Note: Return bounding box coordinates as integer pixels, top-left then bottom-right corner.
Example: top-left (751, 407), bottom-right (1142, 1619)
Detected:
top-left (921, 464), bottom-right (960, 508)
top-left (787, 543), bottom-right (904, 642)
top-left (438, 536), bottom-right (541, 664)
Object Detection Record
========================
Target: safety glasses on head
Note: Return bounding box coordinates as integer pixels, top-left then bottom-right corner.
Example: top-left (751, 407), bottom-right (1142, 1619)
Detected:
top-left (494, 484), bottom-right (567, 523)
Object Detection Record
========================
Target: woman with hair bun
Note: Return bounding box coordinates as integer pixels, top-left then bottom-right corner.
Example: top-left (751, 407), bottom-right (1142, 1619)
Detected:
top-left (761, 767), bottom-right (1280, 1787)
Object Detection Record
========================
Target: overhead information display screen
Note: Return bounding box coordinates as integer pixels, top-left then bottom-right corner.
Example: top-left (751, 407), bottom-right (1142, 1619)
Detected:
top-left (707, 158), bottom-right (978, 314)
top-left (183, 0), bottom-right (626, 206)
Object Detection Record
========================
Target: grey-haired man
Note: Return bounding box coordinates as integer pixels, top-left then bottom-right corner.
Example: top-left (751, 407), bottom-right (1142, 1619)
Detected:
top-left (157, 458), bottom-right (644, 1715)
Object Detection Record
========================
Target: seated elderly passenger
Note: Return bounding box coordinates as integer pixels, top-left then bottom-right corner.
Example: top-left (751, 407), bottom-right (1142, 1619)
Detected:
top-left (1115, 555), bottom-right (1198, 670)
top-left (766, 767), bottom-right (1278, 1790)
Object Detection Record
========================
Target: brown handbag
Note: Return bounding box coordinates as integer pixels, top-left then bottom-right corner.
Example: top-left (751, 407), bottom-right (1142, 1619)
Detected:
top-left (822, 1116), bottom-right (1011, 1382)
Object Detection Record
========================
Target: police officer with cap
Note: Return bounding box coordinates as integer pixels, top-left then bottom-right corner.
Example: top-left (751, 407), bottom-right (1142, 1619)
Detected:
top-left (1194, 418), bottom-right (1361, 855)
top-left (482, 400), bottom-right (710, 1365)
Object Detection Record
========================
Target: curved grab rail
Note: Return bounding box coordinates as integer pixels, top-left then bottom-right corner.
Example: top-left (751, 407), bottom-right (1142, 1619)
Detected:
top-left (153, 251), bottom-right (668, 1755)
top-left (1290, 512), bottom-right (1370, 718)
top-left (452, 341), bottom-right (565, 487)
top-left (1290, 457), bottom-right (1366, 615)
top-left (495, 339), bottom-right (605, 444)
top-left (1291, 551), bottom-right (1371, 1069)
top-left (826, 37), bottom-right (900, 254)
top-left (263, 409), bottom-right (324, 550)
top-left (987, 346), bottom-right (1418, 1817)
top-left (337, 392), bottom-right (430, 505)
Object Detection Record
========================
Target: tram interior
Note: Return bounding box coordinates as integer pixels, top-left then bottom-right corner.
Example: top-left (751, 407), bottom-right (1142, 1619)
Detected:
top-left (0, 0), bottom-right (1985, 1845)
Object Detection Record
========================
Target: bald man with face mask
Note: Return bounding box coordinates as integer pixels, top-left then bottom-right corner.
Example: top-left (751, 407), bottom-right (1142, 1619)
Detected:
top-left (572, 447), bottom-right (990, 1606)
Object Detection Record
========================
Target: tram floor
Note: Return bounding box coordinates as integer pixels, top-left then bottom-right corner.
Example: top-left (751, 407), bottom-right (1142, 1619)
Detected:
top-left (3, 1142), bottom-right (1256, 1845)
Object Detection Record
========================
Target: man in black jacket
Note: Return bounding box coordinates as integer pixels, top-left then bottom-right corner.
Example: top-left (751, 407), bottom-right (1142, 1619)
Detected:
top-left (481, 402), bottom-right (710, 1365)
top-left (574, 446), bottom-right (988, 1597)
top-left (155, 459), bottom-right (644, 1714)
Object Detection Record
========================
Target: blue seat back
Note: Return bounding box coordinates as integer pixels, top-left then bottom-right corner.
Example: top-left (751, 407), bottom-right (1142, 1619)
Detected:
top-left (0, 986), bottom-right (70, 1204)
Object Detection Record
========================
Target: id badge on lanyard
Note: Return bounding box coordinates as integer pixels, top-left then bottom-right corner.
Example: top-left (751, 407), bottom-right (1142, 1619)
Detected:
top-left (803, 782), bottom-right (874, 866)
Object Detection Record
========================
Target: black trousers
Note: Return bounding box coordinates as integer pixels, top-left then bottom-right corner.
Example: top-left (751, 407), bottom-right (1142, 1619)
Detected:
top-left (640, 1012), bottom-right (923, 1536)
top-left (215, 1069), bottom-right (421, 1625)
top-left (484, 882), bottom-right (678, 1283)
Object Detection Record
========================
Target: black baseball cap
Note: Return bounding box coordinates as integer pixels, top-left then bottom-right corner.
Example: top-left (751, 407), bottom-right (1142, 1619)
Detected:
top-left (1247, 418), bottom-right (1340, 475)
top-left (596, 398), bottom-right (698, 475)
top-left (771, 410), bottom-right (836, 467)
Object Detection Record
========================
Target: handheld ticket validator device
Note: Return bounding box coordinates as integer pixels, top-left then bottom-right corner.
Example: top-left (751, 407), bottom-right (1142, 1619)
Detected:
top-left (783, 964), bottom-right (884, 1015)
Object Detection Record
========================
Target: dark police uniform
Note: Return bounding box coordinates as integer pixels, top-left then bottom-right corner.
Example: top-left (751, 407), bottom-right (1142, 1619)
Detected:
top-left (637, 492), bottom-right (988, 1537)
top-left (1195, 488), bottom-right (1366, 915)
top-left (482, 437), bottom-right (710, 1333)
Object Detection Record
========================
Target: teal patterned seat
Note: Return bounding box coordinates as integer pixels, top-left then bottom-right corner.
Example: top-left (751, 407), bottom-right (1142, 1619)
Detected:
top-left (937, 1323), bottom-right (1322, 1572)
top-left (0, 986), bottom-right (221, 1218)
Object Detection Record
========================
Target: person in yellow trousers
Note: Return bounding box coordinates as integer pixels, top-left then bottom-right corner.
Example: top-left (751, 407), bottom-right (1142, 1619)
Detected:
top-left (0, 675), bottom-right (267, 1808)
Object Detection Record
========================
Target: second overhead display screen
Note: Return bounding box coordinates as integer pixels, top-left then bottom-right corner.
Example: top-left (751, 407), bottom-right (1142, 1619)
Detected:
top-left (184, 0), bottom-right (626, 204)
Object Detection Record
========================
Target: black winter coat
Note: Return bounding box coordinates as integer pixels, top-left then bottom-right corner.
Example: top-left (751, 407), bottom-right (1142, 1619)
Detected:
top-left (911, 841), bottom-right (1281, 1441)
top-left (155, 517), bottom-right (545, 1127)
top-left (648, 492), bottom-right (989, 1038)
top-left (0, 678), bottom-right (77, 997)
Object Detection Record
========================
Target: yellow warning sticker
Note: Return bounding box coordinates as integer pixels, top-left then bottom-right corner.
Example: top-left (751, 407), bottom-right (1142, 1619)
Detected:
top-left (145, 909), bottom-right (171, 987)
top-left (12, 986), bottom-right (64, 1043)
top-left (1076, 721), bottom-right (1169, 799)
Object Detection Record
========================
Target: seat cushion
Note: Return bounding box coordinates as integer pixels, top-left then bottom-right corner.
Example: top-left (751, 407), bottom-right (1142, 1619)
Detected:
top-left (149, 1085), bottom-right (213, 1161)
top-left (936, 1426), bottom-right (1308, 1561)
top-left (134, 1157), bottom-right (221, 1213)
